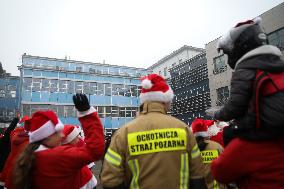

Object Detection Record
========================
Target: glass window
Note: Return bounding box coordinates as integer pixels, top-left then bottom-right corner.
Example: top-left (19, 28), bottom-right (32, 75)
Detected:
top-left (41, 79), bottom-right (50, 92)
top-left (104, 83), bottom-right (111, 96)
top-left (89, 82), bottom-right (97, 95)
top-left (50, 80), bottom-right (58, 93)
top-left (130, 85), bottom-right (138, 97)
top-left (216, 86), bottom-right (229, 106)
top-left (76, 66), bottom-right (82, 72)
top-left (59, 80), bottom-right (67, 93)
top-left (112, 84), bottom-right (123, 96)
top-left (131, 107), bottom-right (138, 117)
top-left (98, 106), bottom-right (105, 118)
top-left (119, 107), bottom-right (126, 117)
top-left (111, 106), bottom-right (119, 117)
top-left (83, 82), bottom-right (90, 94)
top-left (57, 106), bottom-right (65, 117)
top-left (32, 78), bottom-right (41, 92)
top-left (105, 106), bottom-right (111, 117)
top-left (126, 107), bottom-right (132, 117)
top-left (65, 106), bottom-right (76, 117)
top-left (67, 81), bottom-right (75, 94)
top-left (0, 89), bottom-right (5, 98)
top-left (213, 55), bottom-right (227, 74)
top-left (75, 81), bottom-right (83, 93)
top-left (124, 85), bottom-right (131, 97)
top-left (23, 78), bottom-right (32, 91)
top-left (97, 83), bottom-right (104, 95)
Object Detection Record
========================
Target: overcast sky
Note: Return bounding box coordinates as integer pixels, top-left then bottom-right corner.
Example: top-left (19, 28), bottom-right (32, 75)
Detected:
top-left (0, 0), bottom-right (283, 76)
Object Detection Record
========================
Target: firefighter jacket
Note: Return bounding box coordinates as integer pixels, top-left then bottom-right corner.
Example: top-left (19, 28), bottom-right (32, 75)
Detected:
top-left (201, 140), bottom-right (226, 189)
top-left (101, 101), bottom-right (206, 189)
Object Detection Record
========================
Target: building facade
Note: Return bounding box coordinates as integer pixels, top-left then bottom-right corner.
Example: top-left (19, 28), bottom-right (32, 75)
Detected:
top-left (205, 2), bottom-right (284, 108)
top-left (148, 45), bottom-right (204, 80)
top-left (0, 76), bottom-right (20, 123)
top-left (19, 54), bottom-right (151, 129)
top-left (169, 53), bottom-right (211, 125)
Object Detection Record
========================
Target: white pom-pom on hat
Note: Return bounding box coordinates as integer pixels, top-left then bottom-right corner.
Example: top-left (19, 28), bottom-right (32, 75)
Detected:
top-left (253, 17), bottom-right (262, 24)
top-left (141, 78), bottom-right (153, 89)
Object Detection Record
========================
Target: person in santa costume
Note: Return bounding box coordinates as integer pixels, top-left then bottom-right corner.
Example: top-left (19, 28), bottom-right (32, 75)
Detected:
top-left (0, 116), bottom-right (31, 189)
top-left (13, 93), bottom-right (105, 189)
top-left (206, 18), bottom-right (284, 188)
top-left (191, 118), bottom-right (226, 189)
top-left (62, 125), bottom-right (98, 189)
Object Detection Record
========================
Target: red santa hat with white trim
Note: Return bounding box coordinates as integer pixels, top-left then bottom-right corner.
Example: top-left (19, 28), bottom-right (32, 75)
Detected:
top-left (139, 74), bottom-right (174, 104)
top-left (29, 111), bottom-right (64, 143)
top-left (191, 118), bottom-right (208, 137)
top-left (62, 125), bottom-right (80, 144)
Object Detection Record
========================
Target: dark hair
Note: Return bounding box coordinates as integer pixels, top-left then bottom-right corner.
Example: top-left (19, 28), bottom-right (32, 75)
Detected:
top-left (13, 142), bottom-right (40, 189)
top-left (195, 136), bottom-right (208, 151)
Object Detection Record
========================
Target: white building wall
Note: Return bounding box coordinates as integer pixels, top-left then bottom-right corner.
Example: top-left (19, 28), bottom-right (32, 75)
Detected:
top-left (152, 48), bottom-right (202, 79)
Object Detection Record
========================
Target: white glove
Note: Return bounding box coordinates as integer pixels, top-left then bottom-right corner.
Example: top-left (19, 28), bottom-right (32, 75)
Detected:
top-left (205, 107), bottom-right (220, 117)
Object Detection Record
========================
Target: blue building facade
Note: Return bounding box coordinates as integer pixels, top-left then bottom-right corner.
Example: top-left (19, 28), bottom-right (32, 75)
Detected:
top-left (169, 53), bottom-right (211, 125)
top-left (0, 76), bottom-right (20, 122)
top-left (19, 54), bottom-right (151, 129)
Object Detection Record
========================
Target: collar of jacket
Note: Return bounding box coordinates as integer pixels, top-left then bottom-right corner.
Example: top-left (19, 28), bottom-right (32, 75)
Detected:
top-left (140, 101), bottom-right (167, 115)
top-left (235, 45), bottom-right (282, 69)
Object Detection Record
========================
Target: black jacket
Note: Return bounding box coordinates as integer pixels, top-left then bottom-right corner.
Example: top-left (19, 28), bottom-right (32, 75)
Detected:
top-left (0, 117), bottom-right (19, 171)
top-left (214, 45), bottom-right (284, 140)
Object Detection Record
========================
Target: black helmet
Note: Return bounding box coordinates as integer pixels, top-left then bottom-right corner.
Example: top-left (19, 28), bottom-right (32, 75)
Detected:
top-left (217, 18), bottom-right (267, 69)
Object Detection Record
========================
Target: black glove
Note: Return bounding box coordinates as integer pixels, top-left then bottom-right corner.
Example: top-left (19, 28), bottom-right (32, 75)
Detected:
top-left (73, 93), bottom-right (90, 112)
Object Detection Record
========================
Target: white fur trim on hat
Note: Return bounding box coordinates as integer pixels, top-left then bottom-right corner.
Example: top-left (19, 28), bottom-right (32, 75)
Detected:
top-left (29, 120), bottom-right (63, 143)
top-left (62, 127), bottom-right (80, 144)
top-left (139, 88), bottom-right (174, 104)
top-left (77, 106), bottom-right (97, 118)
top-left (193, 131), bottom-right (209, 138)
top-left (141, 79), bottom-right (153, 89)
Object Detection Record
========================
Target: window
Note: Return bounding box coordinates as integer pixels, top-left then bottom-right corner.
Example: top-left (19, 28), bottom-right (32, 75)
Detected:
top-left (32, 78), bottom-right (41, 92)
top-left (76, 66), bottom-right (82, 72)
top-left (104, 83), bottom-right (111, 96)
top-left (112, 84), bottom-right (124, 96)
top-left (164, 67), bottom-right (167, 77)
top-left (216, 86), bottom-right (229, 106)
top-left (0, 89), bottom-right (5, 98)
top-left (97, 83), bottom-right (104, 95)
top-left (75, 81), bottom-right (83, 93)
top-left (23, 78), bottom-right (32, 91)
top-left (213, 55), bottom-right (226, 74)
top-left (83, 82), bottom-right (90, 94)
top-left (268, 27), bottom-right (284, 50)
top-left (59, 80), bottom-right (67, 93)
top-left (130, 85), bottom-right (138, 97)
top-left (89, 82), bottom-right (97, 95)
top-left (98, 106), bottom-right (105, 117)
top-left (50, 80), bottom-right (58, 93)
top-left (41, 79), bottom-right (50, 92)
top-left (67, 81), bottom-right (75, 94)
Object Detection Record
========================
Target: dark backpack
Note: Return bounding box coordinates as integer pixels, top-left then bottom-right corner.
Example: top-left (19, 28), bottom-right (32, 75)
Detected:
top-left (253, 70), bottom-right (284, 128)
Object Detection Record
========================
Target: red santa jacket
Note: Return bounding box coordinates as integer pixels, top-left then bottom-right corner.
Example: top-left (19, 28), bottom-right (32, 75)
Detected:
top-left (32, 111), bottom-right (105, 189)
top-left (211, 137), bottom-right (284, 189)
top-left (0, 127), bottom-right (29, 189)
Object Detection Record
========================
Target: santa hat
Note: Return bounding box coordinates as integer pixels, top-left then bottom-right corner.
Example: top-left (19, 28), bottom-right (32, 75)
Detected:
top-left (29, 111), bottom-right (64, 143)
top-left (139, 74), bottom-right (174, 104)
top-left (217, 17), bottom-right (263, 52)
top-left (191, 118), bottom-right (208, 137)
top-left (17, 115), bottom-right (31, 131)
top-left (62, 125), bottom-right (80, 144)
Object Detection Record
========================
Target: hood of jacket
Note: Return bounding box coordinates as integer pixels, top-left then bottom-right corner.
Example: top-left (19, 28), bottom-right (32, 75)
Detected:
top-left (235, 45), bottom-right (284, 72)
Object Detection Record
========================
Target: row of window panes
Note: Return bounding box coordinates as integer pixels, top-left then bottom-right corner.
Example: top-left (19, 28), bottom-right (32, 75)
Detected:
top-left (23, 59), bottom-right (148, 77)
top-left (0, 89), bottom-right (17, 98)
top-left (22, 104), bottom-right (138, 118)
top-left (0, 109), bottom-right (17, 117)
top-left (23, 78), bottom-right (141, 97)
